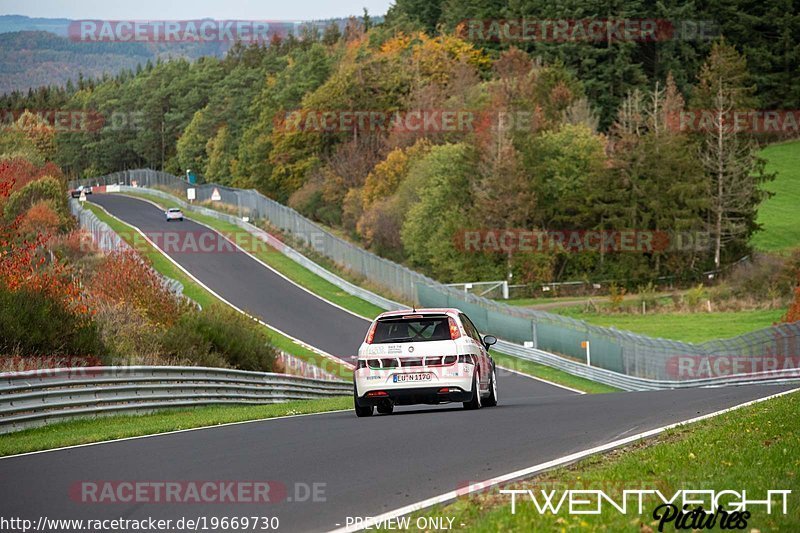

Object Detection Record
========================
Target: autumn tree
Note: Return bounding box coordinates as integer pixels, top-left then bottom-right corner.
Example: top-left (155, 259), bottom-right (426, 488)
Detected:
top-left (692, 40), bottom-right (774, 270)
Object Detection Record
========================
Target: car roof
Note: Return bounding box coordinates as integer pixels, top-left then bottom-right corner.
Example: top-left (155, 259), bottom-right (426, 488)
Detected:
top-left (168, 207), bottom-right (182, 211)
top-left (376, 308), bottom-right (461, 319)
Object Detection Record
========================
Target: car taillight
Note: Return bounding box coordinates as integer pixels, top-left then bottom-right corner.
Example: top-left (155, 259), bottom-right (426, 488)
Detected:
top-left (365, 322), bottom-right (377, 344)
top-left (458, 354), bottom-right (474, 364)
top-left (448, 317), bottom-right (461, 340)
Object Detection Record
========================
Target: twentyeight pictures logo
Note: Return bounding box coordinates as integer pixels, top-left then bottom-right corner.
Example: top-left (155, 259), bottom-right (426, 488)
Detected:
top-left (501, 487), bottom-right (792, 531)
top-left (68, 20), bottom-right (304, 42)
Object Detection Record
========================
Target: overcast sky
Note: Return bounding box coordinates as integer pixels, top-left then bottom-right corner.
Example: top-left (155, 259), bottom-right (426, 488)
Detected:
top-left (0, 0), bottom-right (393, 20)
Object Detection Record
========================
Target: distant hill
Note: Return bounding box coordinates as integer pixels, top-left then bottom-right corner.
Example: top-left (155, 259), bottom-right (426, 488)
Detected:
top-left (0, 29), bottom-right (229, 95)
top-left (0, 14), bottom-right (71, 36)
top-left (0, 15), bottom-right (381, 95)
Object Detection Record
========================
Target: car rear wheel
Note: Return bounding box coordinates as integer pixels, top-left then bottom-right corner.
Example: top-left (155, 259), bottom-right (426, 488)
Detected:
top-left (354, 390), bottom-right (373, 417)
top-left (484, 365), bottom-right (498, 407)
top-left (463, 371), bottom-right (482, 410)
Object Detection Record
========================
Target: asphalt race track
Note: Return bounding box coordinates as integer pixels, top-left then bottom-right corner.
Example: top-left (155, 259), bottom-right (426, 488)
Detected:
top-left (91, 193), bottom-right (371, 359)
top-left (0, 193), bottom-right (793, 532)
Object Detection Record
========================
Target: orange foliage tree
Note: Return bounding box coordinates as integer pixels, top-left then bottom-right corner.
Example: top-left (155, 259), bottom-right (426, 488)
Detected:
top-left (0, 158), bottom-right (63, 197)
top-left (0, 167), bottom-right (86, 314)
top-left (18, 200), bottom-right (62, 236)
top-left (88, 250), bottom-right (186, 327)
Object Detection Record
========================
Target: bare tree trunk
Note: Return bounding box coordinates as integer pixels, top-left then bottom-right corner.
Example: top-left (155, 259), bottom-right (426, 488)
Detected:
top-left (714, 100), bottom-right (724, 270)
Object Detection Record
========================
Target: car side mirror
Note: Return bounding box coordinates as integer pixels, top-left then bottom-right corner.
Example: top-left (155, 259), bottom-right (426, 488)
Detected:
top-left (483, 335), bottom-right (497, 348)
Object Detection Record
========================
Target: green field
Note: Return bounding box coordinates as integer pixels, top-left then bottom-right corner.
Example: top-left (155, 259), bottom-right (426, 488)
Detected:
top-left (407, 390), bottom-right (800, 532)
top-left (752, 140), bottom-right (800, 252)
top-left (556, 307), bottom-right (785, 343)
top-left (492, 352), bottom-right (619, 393)
top-left (0, 397), bottom-right (351, 457)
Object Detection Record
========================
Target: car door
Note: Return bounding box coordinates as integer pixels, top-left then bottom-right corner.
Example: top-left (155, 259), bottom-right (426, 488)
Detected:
top-left (460, 313), bottom-right (489, 387)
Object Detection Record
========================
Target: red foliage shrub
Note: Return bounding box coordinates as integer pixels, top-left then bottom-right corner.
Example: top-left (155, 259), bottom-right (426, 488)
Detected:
top-left (88, 250), bottom-right (185, 326)
top-left (0, 160), bottom-right (87, 315)
top-left (0, 158), bottom-right (63, 196)
top-left (19, 200), bottom-right (61, 236)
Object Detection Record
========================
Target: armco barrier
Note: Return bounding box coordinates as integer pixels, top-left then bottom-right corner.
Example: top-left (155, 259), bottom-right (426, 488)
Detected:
top-left (0, 366), bottom-right (352, 434)
top-left (495, 339), bottom-right (800, 391)
top-left (71, 170), bottom-right (800, 386)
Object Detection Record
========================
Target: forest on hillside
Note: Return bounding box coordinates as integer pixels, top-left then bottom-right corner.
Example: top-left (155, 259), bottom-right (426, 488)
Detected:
top-left (1, 0), bottom-right (798, 286)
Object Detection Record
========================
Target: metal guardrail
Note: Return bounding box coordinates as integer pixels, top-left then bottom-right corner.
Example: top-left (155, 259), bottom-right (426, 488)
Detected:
top-left (0, 366), bottom-right (352, 434)
top-left (495, 340), bottom-right (800, 391)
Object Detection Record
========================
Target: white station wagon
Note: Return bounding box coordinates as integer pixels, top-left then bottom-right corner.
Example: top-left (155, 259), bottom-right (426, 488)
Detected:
top-left (353, 308), bottom-right (498, 416)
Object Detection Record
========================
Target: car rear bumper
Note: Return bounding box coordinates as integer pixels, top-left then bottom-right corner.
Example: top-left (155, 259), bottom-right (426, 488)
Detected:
top-left (356, 386), bottom-right (472, 406)
top-left (354, 366), bottom-right (475, 406)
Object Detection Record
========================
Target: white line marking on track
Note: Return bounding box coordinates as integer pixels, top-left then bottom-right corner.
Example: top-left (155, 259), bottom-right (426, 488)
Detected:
top-left (329, 386), bottom-right (800, 532)
top-left (497, 364), bottom-right (585, 395)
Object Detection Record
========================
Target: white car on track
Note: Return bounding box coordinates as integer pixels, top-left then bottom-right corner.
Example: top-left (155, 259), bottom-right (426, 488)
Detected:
top-left (165, 207), bottom-right (184, 221)
top-left (353, 308), bottom-right (498, 416)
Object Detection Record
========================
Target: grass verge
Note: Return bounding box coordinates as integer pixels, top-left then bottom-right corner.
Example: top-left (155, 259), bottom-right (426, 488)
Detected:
top-left (554, 307), bottom-right (785, 343)
top-left (492, 352), bottom-right (619, 394)
top-left (84, 202), bottom-right (353, 379)
top-left (752, 140), bottom-right (800, 253)
top-left (0, 397), bottom-right (351, 457)
top-left (405, 390), bottom-right (800, 531)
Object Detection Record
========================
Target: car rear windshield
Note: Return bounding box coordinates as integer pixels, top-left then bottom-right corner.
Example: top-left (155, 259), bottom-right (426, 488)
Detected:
top-left (371, 315), bottom-right (451, 343)
top-left (168, 208), bottom-right (182, 212)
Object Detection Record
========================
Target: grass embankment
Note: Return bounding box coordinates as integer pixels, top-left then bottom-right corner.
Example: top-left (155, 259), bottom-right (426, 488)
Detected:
top-left (119, 191), bottom-right (614, 394)
top-left (84, 202), bottom-right (353, 379)
top-left (492, 352), bottom-right (618, 394)
top-left (406, 390), bottom-right (800, 531)
top-left (556, 307), bottom-right (785, 343)
top-left (751, 140), bottom-right (800, 253)
top-left (0, 397), bottom-right (351, 457)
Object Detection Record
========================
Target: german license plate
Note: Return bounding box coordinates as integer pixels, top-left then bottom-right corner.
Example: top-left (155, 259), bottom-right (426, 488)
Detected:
top-left (393, 373), bottom-right (432, 383)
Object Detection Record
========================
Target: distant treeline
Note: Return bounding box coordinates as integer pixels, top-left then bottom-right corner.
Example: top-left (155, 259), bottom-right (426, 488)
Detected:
top-left (0, 3), bottom-right (793, 285)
